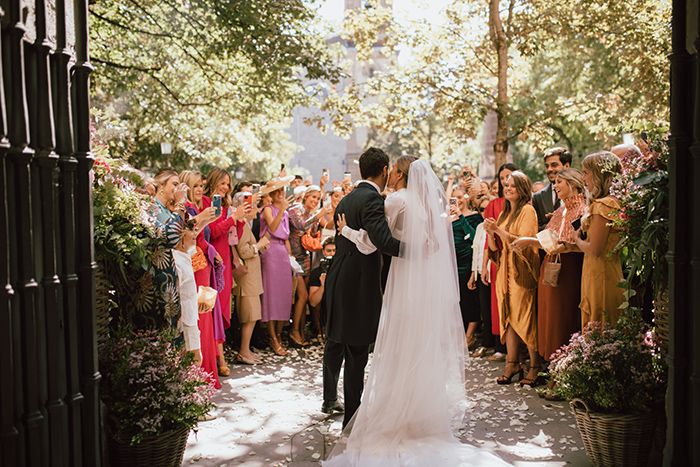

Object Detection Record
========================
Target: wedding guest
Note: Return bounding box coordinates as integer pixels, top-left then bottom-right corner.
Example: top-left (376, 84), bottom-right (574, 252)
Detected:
top-left (308, 237), bottom-right (336, 344)
top-left (532, 147), bottom-right (572, 231)
top-left (450, 185), bottom-right (482, 349)
top-left (481, 162), bottom-right (518, 362)
top-left (531, 181), bottom-right (545, 193)
top-left (144, 169), bottom-right (187, 329)
top-left (180, 170), bottom-right (222, 388)
top-left (260, 178), bottom-right (294, 356)
top-left (203, 167), bottom-right (247, 376)
top-left (233, 192), bottom-right (269, 364)
top-left (172, 220), bottom-right (202, 364)
top-left (489, 179), bottom-right (499, 198)
top-left (512, 168), bottom-right (586, 361)
top-left (468, 193), bottom-right (494, 356)
top-left (575, 151), bottom-right (624, 328)
top-left (485, 171), bottom-right (540, 386)
top-left (319, 187), bottom-right (344, 241)
top-left (287, 185), bottom-right (330, 346)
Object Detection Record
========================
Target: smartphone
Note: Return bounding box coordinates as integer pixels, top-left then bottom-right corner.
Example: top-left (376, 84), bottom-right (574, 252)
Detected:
top-left (571, 217), bottom-right (582, 231)
top-left (212, 194), bottom-right (222, 216)
top-left (449, 197), bottom-right (458, 206)
top-left (251, 183), bottom-right (261, 194)
top-left (322, 168), bottom-right (329, 178)
top-left (343, 171), bottom-right (352, 181)
top-left (280, 163), bottom-right (286, 171)
top-left (243, 194), bottom-right (252, 206)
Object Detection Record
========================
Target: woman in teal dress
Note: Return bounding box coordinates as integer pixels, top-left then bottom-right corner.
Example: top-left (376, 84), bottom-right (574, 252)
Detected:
top-left (450, 185), bottom-right (483, 348)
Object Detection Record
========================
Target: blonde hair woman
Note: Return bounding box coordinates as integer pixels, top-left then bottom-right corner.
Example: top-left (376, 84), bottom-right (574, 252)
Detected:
top-left (484, 171), bottom-right (540, 386)
top-left (575, 151), bottom-right (624, 328)
top-left (512, 168), bottom-right (586, 362)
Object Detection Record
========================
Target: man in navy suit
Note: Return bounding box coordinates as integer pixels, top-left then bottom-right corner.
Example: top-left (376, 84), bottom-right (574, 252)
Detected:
top-left (321, 147), bottom-right (401, 427)
top-left (532, 147), bottom-right (572, 231)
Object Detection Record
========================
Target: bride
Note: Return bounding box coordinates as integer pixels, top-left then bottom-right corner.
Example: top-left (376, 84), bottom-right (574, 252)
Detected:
top-left (324, 158), bottom-right (509, 466)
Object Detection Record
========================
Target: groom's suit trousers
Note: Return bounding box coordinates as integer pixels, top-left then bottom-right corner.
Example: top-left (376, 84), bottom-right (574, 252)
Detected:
top-left (323, 338), bottom-right (370, 427)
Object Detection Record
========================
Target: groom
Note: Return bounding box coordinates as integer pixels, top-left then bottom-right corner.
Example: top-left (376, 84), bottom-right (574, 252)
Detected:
top-left (322, 147), bottom-right (402, 427)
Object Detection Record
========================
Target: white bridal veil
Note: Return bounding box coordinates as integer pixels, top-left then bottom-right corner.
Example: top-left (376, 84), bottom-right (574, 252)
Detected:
top-left (325, 160), bottom-right (510, 466)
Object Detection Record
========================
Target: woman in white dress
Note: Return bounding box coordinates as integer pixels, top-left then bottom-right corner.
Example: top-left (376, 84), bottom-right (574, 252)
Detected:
top-left (324, 159), bottom-right (509, 466)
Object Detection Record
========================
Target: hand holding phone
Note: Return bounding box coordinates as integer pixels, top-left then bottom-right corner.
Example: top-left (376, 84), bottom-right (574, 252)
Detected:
top-left (212, 194), bottom-right (222, 216)
top-left (571, 217), bottom-right (582, 231)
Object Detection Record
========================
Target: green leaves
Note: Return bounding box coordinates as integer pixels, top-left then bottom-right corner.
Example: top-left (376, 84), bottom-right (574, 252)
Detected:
top-left (90, 0), bottom-right (338, 177)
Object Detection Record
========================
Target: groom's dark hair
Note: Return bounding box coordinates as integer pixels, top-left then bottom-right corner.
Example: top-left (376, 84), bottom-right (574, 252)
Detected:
top-left (359, 147), bottom-right (390, 179)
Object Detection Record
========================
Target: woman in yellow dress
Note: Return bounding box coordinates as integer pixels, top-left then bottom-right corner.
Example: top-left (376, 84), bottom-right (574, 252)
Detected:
top-left (484, 171), bottom-right (540, 386)
top-left (575, 151), bottom-right (624, 328)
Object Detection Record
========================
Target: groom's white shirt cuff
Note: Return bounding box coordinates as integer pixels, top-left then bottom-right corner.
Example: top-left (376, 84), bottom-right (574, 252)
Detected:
top-left (341, 226), bottom-right (377, 255)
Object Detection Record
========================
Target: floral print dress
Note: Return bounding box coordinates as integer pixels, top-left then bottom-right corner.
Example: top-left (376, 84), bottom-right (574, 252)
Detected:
top-left (134, 198), bottom-right (184, 329)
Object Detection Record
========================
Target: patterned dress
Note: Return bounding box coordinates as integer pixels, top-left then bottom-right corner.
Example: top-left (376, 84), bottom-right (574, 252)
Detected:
top-left (137, 198), bottom-right (184, 329)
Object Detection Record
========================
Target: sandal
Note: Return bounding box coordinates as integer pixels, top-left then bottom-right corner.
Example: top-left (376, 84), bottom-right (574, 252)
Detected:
top-left (289, 333), bottom-right (310, 348)
top-left (271, 342), bottom-right (287, 356)
top-left (496, 361), bottom-right (523, 385)
top-left (235, 353), bottom-right (261, 365)
top-left (217, 360), bottom-right (231, 377)
top-left (520, 366), bottom-right (544, 387)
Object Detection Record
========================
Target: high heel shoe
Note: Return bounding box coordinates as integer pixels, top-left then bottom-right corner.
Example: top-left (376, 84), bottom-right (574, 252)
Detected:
top-left (289, 333), bottom-right (310, 348)
top-left (271, 342), bottom-right (287, 356)
top-left (497, 361), bottom-right (523, 385)
top-left (520, 366), bottom-right (544, 387)
top-left (217, 360), bottom-right (231, 377)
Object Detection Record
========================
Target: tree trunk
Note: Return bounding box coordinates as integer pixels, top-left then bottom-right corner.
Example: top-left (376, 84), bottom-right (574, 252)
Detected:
top-left (489, 0), bottom-right (509, 173)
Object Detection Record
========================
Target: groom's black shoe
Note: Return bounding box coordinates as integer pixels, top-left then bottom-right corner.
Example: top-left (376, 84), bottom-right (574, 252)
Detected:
top-left (321, 400), bottom-right (345, 414)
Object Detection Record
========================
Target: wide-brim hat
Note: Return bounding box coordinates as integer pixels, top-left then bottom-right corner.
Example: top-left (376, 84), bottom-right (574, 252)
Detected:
top-left (260, 176), bottom-right (292, 195)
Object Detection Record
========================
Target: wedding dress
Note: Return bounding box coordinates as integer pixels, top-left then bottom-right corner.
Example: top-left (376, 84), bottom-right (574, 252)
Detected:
top-left (323, 160), bottom-right (510, 466)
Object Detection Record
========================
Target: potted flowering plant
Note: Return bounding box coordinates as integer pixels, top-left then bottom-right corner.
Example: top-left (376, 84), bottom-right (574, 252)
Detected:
top-left (100, 327), bottom-right (216, 467)
top-left (549, 311), bottom-right (666, 466)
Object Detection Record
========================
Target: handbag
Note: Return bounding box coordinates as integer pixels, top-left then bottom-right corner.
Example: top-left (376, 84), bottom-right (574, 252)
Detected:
top-left (543, 254), bottom-right (562, 287)
top-left (301, 230), bottom-right (323, 252)
top-left (231, 244), bottom-right (248, 280)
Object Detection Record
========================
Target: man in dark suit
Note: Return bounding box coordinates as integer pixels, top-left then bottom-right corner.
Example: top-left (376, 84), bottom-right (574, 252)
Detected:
top-left (532, 147), bottom-right (573, 231)
top-left (321, 147), bottom-right (401, 427)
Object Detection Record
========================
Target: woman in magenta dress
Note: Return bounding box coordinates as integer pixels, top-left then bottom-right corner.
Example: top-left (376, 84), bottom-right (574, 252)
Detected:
top-left (180, 170), bottom-right (221, 389)
top-left (260, 179), bottom-right (294, 356)
top-left (203, 167), bottom-right (246, 376)
top-left (482, 163), bottom-right (517, 361)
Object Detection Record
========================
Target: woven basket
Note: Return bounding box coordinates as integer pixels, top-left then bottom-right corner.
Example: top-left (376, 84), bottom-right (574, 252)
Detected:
top-left (570, 399), bottom-right (656, 466)
top-left (108, 426), bottom-right (189, 467)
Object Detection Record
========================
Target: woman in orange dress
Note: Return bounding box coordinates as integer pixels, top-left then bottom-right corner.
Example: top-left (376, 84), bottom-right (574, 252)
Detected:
top-left (575, 151), bottom-right (624, 328)
top-left (484, 171), bottom-right (540, 386)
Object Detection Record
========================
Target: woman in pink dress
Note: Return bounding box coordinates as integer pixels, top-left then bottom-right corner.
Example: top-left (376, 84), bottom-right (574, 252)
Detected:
top-left (259, 179), bottom-right (294, 356)
top-left (203, 167), bottom-right (246, 376)
top-left (180, 170), bottom-right (221, 389)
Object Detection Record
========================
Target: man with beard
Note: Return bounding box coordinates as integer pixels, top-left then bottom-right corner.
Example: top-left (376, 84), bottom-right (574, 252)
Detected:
top-left (532, 147), bottom-right (572, 231)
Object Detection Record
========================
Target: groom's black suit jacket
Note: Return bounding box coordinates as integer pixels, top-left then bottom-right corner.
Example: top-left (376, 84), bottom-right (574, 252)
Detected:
top-left (324, 182), bottom-right (401, 346)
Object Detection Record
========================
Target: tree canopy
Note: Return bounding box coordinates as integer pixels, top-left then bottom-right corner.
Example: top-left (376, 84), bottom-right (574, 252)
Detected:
top-left (90, 0), bottom-right (338, 177)
top-left (318, 0), bottom-right (670, 179)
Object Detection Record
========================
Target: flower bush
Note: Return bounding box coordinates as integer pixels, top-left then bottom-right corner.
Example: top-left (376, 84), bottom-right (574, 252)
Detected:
top-left (549, 311), bottom-right (666, 414)
top-left (92, 144), bottom-right (170, 320)
top-left (100, 327), bottom-right (216, 445)
top-left (610, 131), bottom-right (669, 294)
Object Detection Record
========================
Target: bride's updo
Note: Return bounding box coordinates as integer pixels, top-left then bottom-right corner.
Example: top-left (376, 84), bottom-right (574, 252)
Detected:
top-left (396, 155), bottom-right (418, 187)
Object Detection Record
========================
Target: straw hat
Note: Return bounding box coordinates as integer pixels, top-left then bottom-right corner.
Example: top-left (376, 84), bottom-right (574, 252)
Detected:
top-left (260, 177), bottom-right (292, 195)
